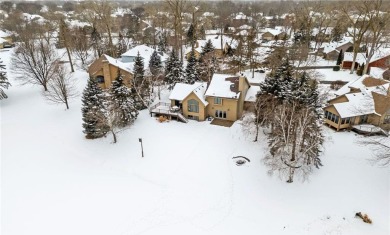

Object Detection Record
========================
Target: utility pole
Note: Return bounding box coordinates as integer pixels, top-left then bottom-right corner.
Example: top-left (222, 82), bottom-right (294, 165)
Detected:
top-left (139, 138), bottom-right (144, 158)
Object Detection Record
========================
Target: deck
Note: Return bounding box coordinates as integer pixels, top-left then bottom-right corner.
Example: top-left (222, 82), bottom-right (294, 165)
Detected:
top-left (352, 124), bottom-right (388, 136)
top-left (149, 102), bottom-right (188, 123)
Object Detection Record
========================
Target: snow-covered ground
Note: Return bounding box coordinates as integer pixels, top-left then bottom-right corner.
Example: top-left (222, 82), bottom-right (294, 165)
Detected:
top-left (1, 49), bottom-right (389, 235)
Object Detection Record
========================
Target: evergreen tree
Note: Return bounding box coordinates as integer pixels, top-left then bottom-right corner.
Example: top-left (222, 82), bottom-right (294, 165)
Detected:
top-left (165, 49), bottom-right (184, 90)
top-left (259, 57), bottom-right (294, 101)
top-left (201, 39), bottom-right (215, 56)
top-left (187, 23), bottom-right (196, 46)
top-left (108, 73), bottom-right (138, 127)
top-left (158, 34), bottom-right (167, 53)
top-left (0, 60), bottom-right (10, 100)
top-left (336, 49), bottom-right (344, 66)
top-left (132, 51), bottom-right (148, 109)
top-left (185, 49), bottom-right (200, 84)
top-left (81, 77), bottom-right (107, 139)
top-left (149, 50), bottom-right (162, 77)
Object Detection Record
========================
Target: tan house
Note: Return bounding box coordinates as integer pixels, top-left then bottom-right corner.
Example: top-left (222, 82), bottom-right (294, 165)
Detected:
top-left (169, 82), bottom-right (209, 121)
top-left (88, 54), bottom-right (133, 89)
top-left (168, 74), bottom-right (251, 122)
top-left (261, 29), bottom-right (287, 41)
top-left (0, 30), bottom-right (13, 49)
top-left (323, 76), bottom-right (390, 131)
top-left (185, 37), bottom-right (236, 60)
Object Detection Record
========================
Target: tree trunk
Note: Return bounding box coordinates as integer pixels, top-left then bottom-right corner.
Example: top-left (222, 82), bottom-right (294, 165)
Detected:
top-left (111, 130), bottom-right (117, 143)
top-left (65, 99), bottom-right (69, 110)
top-left (287, 167), bottom-right (294, 183)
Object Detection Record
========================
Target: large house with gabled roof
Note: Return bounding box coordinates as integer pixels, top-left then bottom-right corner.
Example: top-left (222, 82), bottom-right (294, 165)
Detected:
top-left (165, 74), bottom-right (251, 122)
top-left (323, 75), bottom-right (390, 131)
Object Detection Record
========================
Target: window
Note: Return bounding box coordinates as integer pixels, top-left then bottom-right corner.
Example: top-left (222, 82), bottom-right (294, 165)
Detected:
top-left (384, 114), bottom-right (390, 124)
top-left (214, 97), bottom-right (222, 105)
top-left (96, 75), bottom-right (105, 83)
top-left (215, 110), bottom-right (227, 119)
top-left (188, 99), bottom-right (199, 113)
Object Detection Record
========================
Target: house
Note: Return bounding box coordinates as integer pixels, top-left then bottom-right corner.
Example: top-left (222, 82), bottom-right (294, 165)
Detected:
top-left (261, 28), bottom-right (287, 41)
top-left (121, 44), bottom-right (168, 65)
top-left (185, 36), bottom-right (235, 60)
top-left (231, 12), bottom-right (250, 27)
top-left (168, 74), bottom-right (251, 122)
top-left (0, 30), bottom-right (13, 48)
top-left (88, 54), bottom-right (133, 89)
top-left (205, 74), bottom-right (251, 121)
top-left (323, 76), bottom-right (390, 131)
top-left (341, 50), bottom-right (390, 71)
top-left (169, 82), bottom-right (209, 121)
top-left (318, 40), bottom-right (353, 60)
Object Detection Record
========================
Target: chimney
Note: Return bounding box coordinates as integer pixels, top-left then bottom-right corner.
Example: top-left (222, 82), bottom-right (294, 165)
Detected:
top-left (238, 76), bottom-right (246, 92)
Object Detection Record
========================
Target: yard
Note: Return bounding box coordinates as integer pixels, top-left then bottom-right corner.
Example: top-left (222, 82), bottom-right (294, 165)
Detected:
top-left (1, 48), bottom-right (389, 235)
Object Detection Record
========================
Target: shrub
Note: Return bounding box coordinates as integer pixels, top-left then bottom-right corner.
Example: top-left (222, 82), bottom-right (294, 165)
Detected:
top-left (330, 80), bottom-right (345, 90)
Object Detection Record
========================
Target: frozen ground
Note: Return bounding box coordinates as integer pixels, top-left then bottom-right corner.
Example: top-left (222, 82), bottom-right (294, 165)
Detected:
top-left (1, 49), bottom-right (389, 235)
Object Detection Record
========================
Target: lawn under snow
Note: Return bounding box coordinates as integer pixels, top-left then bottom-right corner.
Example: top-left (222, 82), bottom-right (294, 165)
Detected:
top-left (1, 48), bottom-right (389, 235)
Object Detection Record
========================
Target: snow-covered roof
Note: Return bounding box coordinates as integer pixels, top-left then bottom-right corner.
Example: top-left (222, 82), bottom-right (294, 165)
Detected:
top-left (0, 30), bottom-right (11, 38)
top-left (321, 39), bottom-right (352, 54)
top-left (169, 82), bottom-right (208, 106)
top-left (335, 75), bottom-right (390, 96)
top-left (263, 28), bottom-right (282, 36)
top-left (344, 49), bottom-right (390, 65)
top-left (234, 12), bottom-right (248, 20)
top-left (370, 67), bottom-right (386, 79)
top-left (103, 54), bottom-right (134, 74)
top-left (205, 30), bottom-right (220, 35)
top-left (205, 74), bottom-right (241, 99)
top-left (333, 92), bottom-right (376, 118)
top-left (121, 45), bottom-right (169, 64)
top-left (245, 86), bottom-right (260, 102)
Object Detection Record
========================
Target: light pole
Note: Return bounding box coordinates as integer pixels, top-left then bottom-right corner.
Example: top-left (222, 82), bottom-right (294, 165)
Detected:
top-left (139, 138), bottom-right (144, 158)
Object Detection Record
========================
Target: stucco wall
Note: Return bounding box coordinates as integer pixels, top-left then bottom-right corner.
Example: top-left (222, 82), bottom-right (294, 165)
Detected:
top-left (206, 96), bottom-right (238, 121)
top-left (182, 92), bottom-right (207, 121)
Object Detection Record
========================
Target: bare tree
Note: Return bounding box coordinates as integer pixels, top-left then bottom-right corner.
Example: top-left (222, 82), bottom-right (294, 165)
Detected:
top-left (359, 136), bottom-right (390, 167)
top-left (341, 0), bottom-right (373, 74)
top-left (70, 27), bottom-right (92, 69)
top-left (59, 19), bottom-right (75, 72)
top-left (43, 64), bottom-right (78, 109)
top-left (263, 101), bottom-right (324, 183)
top-left (164, 0), bottom-right (189, 62)
top-left (11, 39), bottom-right (61, 91)
top-left (362, 1), bottom-right (390, 74)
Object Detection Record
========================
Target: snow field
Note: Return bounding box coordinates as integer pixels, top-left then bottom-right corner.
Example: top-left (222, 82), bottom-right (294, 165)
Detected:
top-left (1, 48), bottom-right (389, 235)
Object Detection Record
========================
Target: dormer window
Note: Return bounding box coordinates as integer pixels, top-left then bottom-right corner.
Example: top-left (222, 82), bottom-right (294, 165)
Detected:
top-left (214, 97), bottom-right (222, 104)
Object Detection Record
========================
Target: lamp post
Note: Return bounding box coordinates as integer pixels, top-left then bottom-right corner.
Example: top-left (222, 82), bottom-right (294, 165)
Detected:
top-left (139, 138), bottom-right (144, 158)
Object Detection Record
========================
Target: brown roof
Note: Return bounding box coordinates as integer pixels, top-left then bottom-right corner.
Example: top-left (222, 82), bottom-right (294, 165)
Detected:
top-left (362, 76), bottom-right (389, 87)
top-left (225, 76), bottom-right (240, 94)
top-left (372, 91), bottom-right (390, 115)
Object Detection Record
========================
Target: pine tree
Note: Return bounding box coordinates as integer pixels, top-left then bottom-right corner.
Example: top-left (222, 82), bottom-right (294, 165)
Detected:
top-left (0, 60), bottom-right (10, 100)
top-left (108, 73), bottom-right (138, 127)
top-left (149, 50), bottom-right (162, 77)
top-left (132, 51), bottom-right (148, 109)
top-left (198, 53), bottom-right (218, 82)
top-left (201, 39), bottom-right (215, 56)
top-left (81, 77), bottom-right (107, 139)
top-left (158, 34), bottom-right (167, 53)
top-left (185, 49), bottom-right (200, 84)
top-left (165, 49), bottom-right (184, 90)
top-left (259, 57), bottom-right (294, 101)
top-left (187, 23), bottom-right (196, 46)
top-left (336, 49), bottom-right (344, 66)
